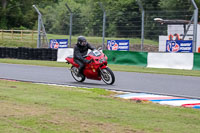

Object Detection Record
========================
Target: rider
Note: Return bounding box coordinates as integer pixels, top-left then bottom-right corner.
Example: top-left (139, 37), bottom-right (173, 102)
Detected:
top-left (73, 36), bottom-right (95, 76)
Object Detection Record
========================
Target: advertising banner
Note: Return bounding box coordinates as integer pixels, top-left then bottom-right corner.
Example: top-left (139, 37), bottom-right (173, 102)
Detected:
top-left (166, 40), bottom-right (193, 53)
top-left (49, 39), bottom-right (68, 49)
top-left (107, 40), bottom-right (129, 51)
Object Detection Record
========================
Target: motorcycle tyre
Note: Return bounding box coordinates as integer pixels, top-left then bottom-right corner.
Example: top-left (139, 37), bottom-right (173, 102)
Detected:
top-left (71, 66), bottom-right (85, 82)
top-left (100, 67), bottom-right (115, 85)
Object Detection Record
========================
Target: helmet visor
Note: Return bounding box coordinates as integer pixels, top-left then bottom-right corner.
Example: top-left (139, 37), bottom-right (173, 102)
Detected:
top-left (81, 40), bottom-right (87, 46)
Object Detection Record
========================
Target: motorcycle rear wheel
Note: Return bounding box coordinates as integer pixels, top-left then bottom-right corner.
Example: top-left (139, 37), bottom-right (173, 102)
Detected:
top-left (100, 67), bottom-right (115, 85)
top-left (71, 66), bottom-right (85, 82)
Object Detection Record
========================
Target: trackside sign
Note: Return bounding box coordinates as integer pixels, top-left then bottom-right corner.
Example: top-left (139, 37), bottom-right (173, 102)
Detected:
top-left (49, 39), bottom-right (68, 49)
top-left (166, 40), bottom-right (193, 53)
top-left (107, 40), bottom-right (129, 51)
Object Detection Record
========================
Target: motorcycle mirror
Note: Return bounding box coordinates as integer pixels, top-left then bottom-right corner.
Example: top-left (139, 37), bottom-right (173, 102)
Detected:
top-left (97, 47), bottom-right (102, 51)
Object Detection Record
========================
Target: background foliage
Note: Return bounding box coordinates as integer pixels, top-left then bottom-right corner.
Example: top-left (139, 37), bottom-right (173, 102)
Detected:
top-left (0, 0), bottom-right (200, 39)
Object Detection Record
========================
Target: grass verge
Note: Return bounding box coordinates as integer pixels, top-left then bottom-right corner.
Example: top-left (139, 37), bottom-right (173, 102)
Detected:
top-left (0, 34), bottom-right (158, 48)
top-left (0, 58), bottom-right (200, 77)
top-left (0, 79), bottom-right (200, 133)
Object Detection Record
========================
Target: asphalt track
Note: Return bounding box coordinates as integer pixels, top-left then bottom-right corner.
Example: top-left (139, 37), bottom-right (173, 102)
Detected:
top-left (0, 63), bottom-right (200, 98)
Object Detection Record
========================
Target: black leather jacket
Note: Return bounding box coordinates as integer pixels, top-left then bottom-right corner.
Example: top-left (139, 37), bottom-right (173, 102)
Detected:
top-left (73, 42), bottom-right (95, 63)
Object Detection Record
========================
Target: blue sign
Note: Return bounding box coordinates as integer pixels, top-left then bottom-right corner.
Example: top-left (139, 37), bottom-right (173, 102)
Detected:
top-left (107, 40), bottom-right (129, 51)
top-left (166, 40), bottom-right (193, 53)
top-left (49, 39), bottom-right (68, 49)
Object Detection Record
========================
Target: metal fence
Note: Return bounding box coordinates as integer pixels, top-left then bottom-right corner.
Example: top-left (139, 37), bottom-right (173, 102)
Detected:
top-left (38, 0), bottom-right (199, 52)
top-left (139, 0), bottom-right (198, 52)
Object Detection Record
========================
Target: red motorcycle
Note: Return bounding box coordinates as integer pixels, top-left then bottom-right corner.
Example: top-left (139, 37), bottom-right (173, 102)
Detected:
top-left (65, 50), bottom-right (115, 85)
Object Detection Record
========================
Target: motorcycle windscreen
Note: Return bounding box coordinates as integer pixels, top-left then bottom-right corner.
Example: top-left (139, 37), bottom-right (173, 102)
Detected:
top-left (89, 50), bottom-right (102, 57)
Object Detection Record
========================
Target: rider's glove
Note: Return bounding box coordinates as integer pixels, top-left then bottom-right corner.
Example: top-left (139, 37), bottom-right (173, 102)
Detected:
top-left (85, 59), bottom-right (92, 64)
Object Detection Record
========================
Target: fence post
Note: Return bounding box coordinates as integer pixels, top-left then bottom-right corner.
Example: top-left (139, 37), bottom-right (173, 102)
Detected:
top-left (65, 3), bottom-right (73, 48)
top-left (99, 2), bottom-right (106, 50)
top-left (191, 0), bottom-right (198, 52)
top-left (21, 30), bottom-right (23, 41)
top-left (32, 30), bottom-right (34, 42)
top-left (33, 5), bottom-right (42, 48)
top-left (137, 0), bottom-right (144, 51)
top-left (1, 30), bottom-right (3, 40)
top-left (11, 30), bottom-right (13, 40)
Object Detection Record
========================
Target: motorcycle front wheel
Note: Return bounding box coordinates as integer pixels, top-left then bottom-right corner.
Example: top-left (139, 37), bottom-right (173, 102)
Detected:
top-left (100, 67), bottom-right (115, 85)
top-left (71, 66), bottom-right (85, 82)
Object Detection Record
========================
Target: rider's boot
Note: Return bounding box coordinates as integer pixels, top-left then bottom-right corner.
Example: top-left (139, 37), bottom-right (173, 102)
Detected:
top-left (77, 68), bottom-right (84, 77)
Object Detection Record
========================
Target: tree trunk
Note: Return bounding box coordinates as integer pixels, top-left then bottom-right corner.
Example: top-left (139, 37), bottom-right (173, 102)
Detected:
top-left (2, 0), bottom-right (7, 9)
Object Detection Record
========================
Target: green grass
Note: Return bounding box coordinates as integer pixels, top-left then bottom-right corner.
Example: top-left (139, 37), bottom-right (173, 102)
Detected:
top-left (0, 79), bottom-right (200, 133)
top-left (109, 64), bottom-right (200, 77)
top-left (1, 58), bottom-right (200, 77)
top-left (0, 31), bottom-right (37, 47)
top-left (48, 34), bottom-right (158, 46)
top-left (0, 33), bottom-right (158, 48)
top-left (0, 58), bottom-right (68, 67)
top-left (0, 40), bottom-right (36, 48)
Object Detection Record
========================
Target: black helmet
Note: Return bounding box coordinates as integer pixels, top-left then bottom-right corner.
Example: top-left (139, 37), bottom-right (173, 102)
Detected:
top-left (77, 36), bottom-right (87, 46)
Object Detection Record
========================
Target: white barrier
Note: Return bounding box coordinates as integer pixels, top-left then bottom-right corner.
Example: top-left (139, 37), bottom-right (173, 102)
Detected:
top-left (57, 48), bottom-right (74, 62)
top-left (147, 53), bottom-right (193, 70)
top-left (57, 49), bottom-right (195, 70)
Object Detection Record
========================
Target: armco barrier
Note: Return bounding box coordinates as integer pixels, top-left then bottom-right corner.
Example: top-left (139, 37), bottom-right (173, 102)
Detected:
top-left (1, 47), bottom-right (200, 70)
top-left (0, 47), bottom-right (57, 61)
top-left (193, 53), bottom-right (200, 70)
top-left (103, 50), bottom-right (147, 66)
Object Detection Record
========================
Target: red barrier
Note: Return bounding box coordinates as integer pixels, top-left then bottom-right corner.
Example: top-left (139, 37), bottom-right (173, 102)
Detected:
top-left (182, 103), bottom-right (200, 108)
top-left (131, 97), bottom-right (185, 101)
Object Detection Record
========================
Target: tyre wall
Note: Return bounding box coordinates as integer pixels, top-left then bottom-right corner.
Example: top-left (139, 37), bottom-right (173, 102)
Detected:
top-left (0, 47), bottom-right (57, 61)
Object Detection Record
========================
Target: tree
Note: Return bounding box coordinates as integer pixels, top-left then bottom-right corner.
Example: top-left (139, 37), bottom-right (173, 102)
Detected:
top-left (0, 0), bottom-right (58, 29)
top-left (1, 0), bottom-right (7, 9)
